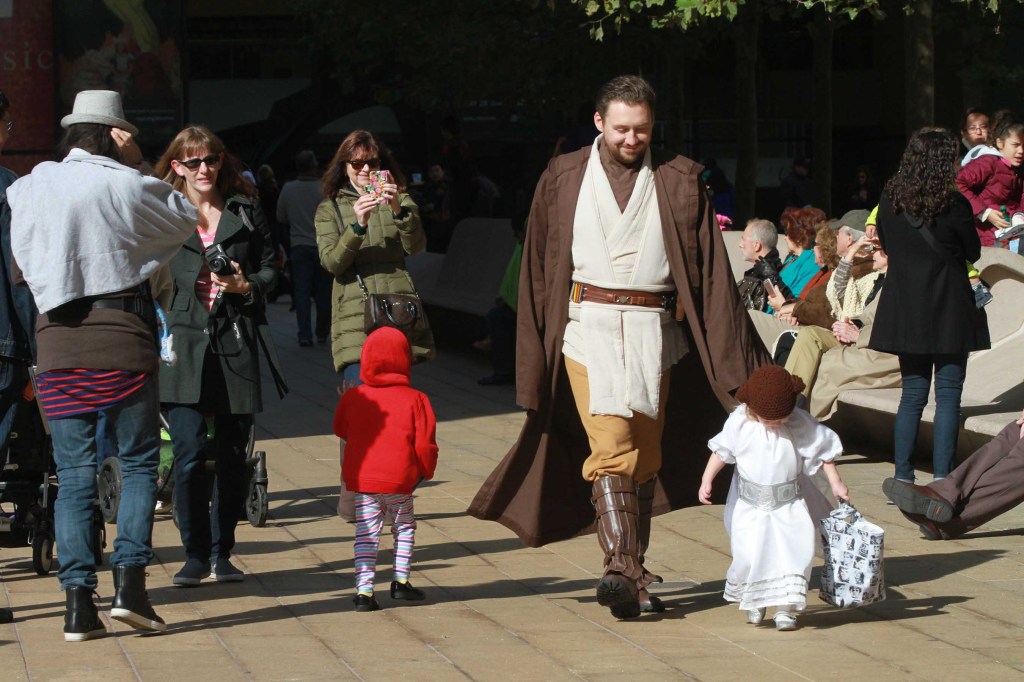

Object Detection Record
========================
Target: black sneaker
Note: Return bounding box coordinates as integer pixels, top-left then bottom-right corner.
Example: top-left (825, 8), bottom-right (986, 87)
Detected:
top-left (212, 557), bottom-right (245, 582)
top-left (353, 594), bottom-right (381, 612)
top-left (390, 580), bottom-right (426, 601)
top-left (172, 557), bottom-right (211, 587)
top-left (111, 565), bottom-right (167, 632)
top-left (64, 586), bottom-right (106, 642)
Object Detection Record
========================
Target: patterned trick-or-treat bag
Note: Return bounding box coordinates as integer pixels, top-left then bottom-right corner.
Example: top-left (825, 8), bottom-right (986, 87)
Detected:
top-left (819, 502), bottom-right (886, 607)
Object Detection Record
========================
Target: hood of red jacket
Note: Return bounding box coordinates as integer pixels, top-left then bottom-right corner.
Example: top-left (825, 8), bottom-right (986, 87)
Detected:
top-left (360, 327), bottom-right (411, 387)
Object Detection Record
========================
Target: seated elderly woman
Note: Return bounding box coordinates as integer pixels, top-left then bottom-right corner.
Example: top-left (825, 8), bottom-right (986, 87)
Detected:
top-left (776, 206), bottom-right (825, 302)
top-left (768, 222), bottom-right (841, 329)
top-left (783, 246), bottom-right (899, 420)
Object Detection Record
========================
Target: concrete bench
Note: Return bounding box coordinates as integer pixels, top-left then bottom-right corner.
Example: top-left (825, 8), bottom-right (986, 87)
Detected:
top-left (405, 218), bottom-right (516, 317)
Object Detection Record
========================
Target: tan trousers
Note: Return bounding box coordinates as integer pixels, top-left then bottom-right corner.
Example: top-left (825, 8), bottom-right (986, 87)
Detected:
top-left (564, 355), bottom-right (670, 483)
top-left (784, 325), bottom-right (840, 398)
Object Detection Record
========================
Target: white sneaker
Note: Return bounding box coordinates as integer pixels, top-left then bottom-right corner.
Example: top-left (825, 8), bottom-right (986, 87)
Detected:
top-left (746, 608), bottom-right (766, 625)
top-left (774, 611), bottom-right (798, 631)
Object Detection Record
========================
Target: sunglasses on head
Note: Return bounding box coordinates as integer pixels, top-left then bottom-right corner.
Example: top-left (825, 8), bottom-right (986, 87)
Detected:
top-left (348, 158), bottom-right (380, 170)
top-left (177, 153), bottom-right (221, 170)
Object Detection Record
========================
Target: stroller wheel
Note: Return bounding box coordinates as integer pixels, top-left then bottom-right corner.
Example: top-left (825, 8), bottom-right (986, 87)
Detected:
top-left (32, 530), bottom-right (54, 575)
top-left (98, 458), bottom-right (122, 525)
top-left (246, 481), bottom-right (268, 527)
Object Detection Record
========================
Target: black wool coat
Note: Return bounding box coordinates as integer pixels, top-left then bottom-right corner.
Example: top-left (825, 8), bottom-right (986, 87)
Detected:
top-left (869, 192), bottom-right (990, 356)
top-left (159, 196), bottom-right (287, 413)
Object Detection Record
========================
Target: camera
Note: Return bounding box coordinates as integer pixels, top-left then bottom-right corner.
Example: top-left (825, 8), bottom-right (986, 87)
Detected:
top-left (203, 244), bottom-right (235, 276)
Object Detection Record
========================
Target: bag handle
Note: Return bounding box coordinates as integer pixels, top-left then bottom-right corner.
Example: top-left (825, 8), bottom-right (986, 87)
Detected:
top-left (380, 298), bottom-right (419, 328)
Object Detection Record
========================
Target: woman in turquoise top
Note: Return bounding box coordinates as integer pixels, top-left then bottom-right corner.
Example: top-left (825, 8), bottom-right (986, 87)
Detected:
top-left (778, 207), bottom-right (824, 299)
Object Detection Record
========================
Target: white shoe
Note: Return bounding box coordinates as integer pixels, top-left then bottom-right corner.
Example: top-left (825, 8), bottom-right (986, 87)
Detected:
top-left (747, 608), bottom-right (766, 625)
top-left (774, 611), bottom-right (798, 631)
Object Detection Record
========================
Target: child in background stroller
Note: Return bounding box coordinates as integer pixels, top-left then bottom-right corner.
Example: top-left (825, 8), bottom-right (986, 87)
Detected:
top-left (98, 413), bottom-right (269, 529)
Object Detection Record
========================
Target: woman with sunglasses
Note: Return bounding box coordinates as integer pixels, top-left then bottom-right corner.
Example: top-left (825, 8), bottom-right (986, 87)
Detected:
top-left (316, 130), bottom-right (434, 518)
top-left (154, 126), bottom-right (286, 586)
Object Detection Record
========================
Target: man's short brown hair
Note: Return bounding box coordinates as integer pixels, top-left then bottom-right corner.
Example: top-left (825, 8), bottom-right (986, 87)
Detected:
top-left (595, 75), bottom-right (656, 117)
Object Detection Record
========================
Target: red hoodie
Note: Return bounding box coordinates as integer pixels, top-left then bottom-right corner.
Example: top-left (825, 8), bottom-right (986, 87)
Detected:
top-left (333, 327), bottom-right (438, 494)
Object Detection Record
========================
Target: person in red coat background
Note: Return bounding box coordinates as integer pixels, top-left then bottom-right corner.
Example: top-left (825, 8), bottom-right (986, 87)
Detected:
top-left (956, 110), bottom-right (1024, 247)
top-left (334, 326), bottom-right (438, 612)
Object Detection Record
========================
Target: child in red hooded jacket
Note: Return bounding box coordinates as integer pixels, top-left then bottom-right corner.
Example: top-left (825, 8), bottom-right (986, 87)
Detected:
top-left (333, 327), bottom-right (438, 612)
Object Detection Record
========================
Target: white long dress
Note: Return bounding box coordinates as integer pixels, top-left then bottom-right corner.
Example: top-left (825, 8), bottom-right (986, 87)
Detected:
top-left (709, 405), bottom-right (843, 611)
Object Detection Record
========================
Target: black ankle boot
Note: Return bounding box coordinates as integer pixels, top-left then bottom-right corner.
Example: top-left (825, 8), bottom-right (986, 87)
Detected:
top-left (111, 565), bottom-right (167, 632)
top-left (64, 586), bottom-right (106, 642)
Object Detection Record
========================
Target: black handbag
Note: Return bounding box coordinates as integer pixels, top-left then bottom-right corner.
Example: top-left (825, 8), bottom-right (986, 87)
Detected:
top-left (332, 198), bottom-right (430, 340)
top-left (357, 274), bottom-right (428, 336)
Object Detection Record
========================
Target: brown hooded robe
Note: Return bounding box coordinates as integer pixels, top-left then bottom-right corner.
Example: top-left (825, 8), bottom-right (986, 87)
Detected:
top-left (467, 147), bottom-right (771, 547)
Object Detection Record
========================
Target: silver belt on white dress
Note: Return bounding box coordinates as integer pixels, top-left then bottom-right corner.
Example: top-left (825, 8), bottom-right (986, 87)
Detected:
top-left (737, 475), bottom-right (801, 512)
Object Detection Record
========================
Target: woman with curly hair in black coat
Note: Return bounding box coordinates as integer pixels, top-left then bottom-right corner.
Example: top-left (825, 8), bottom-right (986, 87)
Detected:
top-left (871, 128), bottom-right (990, 486)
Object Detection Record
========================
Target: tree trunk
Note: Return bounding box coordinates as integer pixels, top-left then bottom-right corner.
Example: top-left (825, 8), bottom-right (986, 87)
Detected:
top-left (810, 9), bottom-right (833, 216)
top-left (905, 0), bottom-right (935, 135)
top-left (733, 0), bottom-right (759, 226)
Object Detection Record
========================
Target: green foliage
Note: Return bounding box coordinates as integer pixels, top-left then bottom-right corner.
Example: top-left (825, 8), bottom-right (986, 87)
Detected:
top-left (571, 0), bottom-right (745, 38)
top-left (571, 0), bottom-right (1017, 38)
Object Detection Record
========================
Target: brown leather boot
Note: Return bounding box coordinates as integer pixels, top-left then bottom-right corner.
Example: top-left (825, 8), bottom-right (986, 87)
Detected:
top-left (593, 475), bottom-right (643, 620)
top-left (637, 478), bottom-right (665, 613)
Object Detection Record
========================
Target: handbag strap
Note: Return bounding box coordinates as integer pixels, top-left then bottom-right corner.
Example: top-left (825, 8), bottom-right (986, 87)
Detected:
top-left (916, 219), bottom-right (964, 271)
top-left (331, 194), bottom-right (421, 298)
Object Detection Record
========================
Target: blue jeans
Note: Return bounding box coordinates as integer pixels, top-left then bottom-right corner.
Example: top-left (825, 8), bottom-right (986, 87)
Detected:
top-left (290, 245), bottom-right (332, 342)
top-left (50, 378), bottom-right (160, 589)
top-left (95, 409), bottom-right (119, 475)
top-left (166, 406), bottom-right (250, 562)
top-left (893, 353), bottom-right (968, 482)
top-left (340, 362), bottom-right (362, 389)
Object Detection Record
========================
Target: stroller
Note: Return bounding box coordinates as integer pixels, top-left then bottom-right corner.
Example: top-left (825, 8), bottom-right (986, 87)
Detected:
top-left (0, 387), bottom-right (57, 574)
top-left (98, 413), bottom-right (269, 529)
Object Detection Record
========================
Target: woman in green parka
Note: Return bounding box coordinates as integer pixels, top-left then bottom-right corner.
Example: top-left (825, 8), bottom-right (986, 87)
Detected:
top-left (315, 129), bottom-right (435, 385)
top-left (316, 130), bottom-right (434, 520)
top-left (154, 126), bottom-right (286, 586)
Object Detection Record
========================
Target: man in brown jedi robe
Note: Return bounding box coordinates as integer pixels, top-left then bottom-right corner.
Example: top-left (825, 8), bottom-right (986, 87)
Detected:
top-left (468, 76), bottom-right (769, 619)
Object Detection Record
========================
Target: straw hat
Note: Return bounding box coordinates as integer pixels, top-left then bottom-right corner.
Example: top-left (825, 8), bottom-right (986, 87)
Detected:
top-left (60, 90), bottom-right (138, 136)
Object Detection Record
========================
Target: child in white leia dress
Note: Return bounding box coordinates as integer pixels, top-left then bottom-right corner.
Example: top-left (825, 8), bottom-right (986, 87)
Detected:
top-left (699, 365), bottom-right (849, 631)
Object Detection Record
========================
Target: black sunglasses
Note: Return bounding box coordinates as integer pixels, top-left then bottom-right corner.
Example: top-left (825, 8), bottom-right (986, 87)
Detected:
top-left (348, 158), bottom-right (380, 170)
top-left (177, 153), bottom-right (221, 170)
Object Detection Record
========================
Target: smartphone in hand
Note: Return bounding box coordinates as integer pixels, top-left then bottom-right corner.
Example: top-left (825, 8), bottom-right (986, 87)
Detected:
top-left (364, 169), bottom-right (390, 204)
top-left (762, 279), bottom-right (779, 298)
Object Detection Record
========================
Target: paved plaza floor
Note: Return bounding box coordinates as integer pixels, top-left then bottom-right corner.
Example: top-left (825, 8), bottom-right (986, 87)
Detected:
top-left (2, 302), bottom-right (1023, 681)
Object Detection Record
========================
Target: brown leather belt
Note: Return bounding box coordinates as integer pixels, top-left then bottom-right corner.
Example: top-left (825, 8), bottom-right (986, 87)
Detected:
top-left (569, 281), bottom-right (675, 311)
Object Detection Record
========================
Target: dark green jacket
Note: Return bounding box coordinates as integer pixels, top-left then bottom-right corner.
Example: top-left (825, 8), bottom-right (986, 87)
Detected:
top-left (159, 196), bottom-right (286, 413)
top-left (315, 185), bottom-right (435, 371)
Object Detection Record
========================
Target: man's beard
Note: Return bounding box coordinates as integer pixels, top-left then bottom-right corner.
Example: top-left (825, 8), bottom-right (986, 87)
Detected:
top-left (609, 144), bottom-right (646, 166)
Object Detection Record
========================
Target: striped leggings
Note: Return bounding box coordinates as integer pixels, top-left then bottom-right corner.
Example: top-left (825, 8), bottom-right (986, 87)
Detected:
top-left (354, 492), bottom-right (416, 594)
